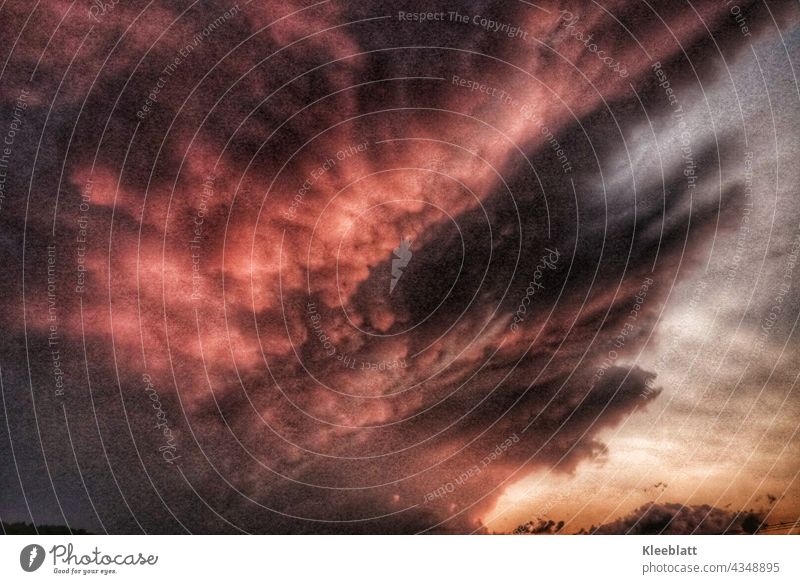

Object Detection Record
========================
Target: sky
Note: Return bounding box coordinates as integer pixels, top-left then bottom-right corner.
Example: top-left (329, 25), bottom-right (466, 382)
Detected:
top-left (0, 0), bottom-right (798, 534)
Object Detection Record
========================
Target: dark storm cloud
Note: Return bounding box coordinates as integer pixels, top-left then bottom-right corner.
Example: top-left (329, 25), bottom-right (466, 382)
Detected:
top-left (0, 0), bottom-right (797, 534)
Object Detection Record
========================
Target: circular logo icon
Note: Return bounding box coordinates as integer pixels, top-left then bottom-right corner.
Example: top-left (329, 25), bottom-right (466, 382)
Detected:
top-left (20, 544), bottom-right (45, 572)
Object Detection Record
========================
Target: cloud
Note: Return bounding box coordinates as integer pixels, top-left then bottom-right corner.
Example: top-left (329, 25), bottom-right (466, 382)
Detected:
top-left (0, 0), bottom-right (797, 533)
